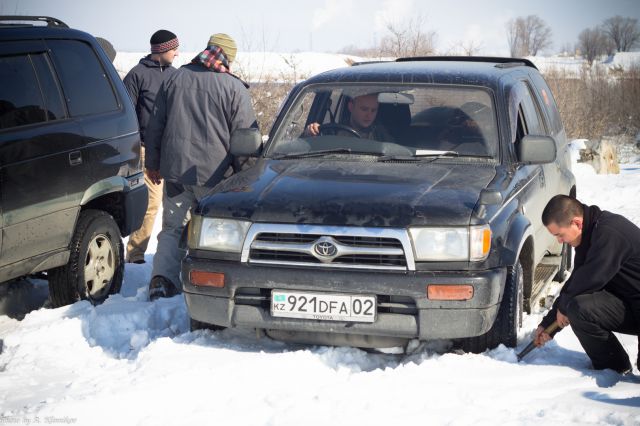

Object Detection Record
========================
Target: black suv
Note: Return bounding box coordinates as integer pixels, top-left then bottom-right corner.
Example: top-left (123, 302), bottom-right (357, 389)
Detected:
top-left (183, 57), bottom-right (575, 352)
top-left (0, 17), bottom-right (147, 307)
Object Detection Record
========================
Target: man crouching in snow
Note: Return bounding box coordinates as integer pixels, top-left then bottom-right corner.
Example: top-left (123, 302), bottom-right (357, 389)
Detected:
top-left (534, 195), bottom-right (640, 375)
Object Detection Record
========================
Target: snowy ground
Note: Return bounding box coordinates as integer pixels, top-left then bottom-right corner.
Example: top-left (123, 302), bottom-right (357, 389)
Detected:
top-left (1, 145), bottom-right (639, 425)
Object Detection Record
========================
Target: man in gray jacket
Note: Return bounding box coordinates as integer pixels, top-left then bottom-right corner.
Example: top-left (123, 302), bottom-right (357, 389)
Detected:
top-left (144, 33), bottom-right (257, 300)
top-left (123, 29), bottom-right (179, 265)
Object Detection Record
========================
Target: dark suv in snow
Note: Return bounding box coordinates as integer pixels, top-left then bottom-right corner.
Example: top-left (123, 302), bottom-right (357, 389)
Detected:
top-left (0, 16), bottom-right (147, 307)
top-left (183, 56), bottom-right (575, 352)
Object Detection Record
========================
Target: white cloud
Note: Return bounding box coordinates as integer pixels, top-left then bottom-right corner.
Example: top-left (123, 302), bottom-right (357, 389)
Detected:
top-left (373, 0), bottom-right (415, 32)
top-left (312, 0), bottom-right (354, 31)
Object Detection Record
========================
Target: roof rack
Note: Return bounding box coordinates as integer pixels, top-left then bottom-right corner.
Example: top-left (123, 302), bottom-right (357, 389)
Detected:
top-left (351, 60), bottom-right (392, 66)
top-left (0, 16), bottom-right (69, 28)
top-left (395, 56), bottom-right (538, 70)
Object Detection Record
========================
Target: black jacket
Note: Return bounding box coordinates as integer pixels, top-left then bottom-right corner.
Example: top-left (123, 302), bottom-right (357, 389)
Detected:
top-left (540, 204), bottom-right (640, 328)
top-left (123, 55), bottom-right (176, 143)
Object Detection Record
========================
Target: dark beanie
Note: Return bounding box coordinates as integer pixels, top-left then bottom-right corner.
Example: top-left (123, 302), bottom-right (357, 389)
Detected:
top-left (150, 29), bottom-right (179, 53)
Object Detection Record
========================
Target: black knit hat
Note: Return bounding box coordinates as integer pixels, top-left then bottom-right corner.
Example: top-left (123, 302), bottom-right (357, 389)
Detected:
top-left (150, 29), bottom-right (179, 53)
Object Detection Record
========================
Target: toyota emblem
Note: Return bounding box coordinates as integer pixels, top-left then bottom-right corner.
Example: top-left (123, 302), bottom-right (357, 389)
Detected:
top-left (314, 240), bottom-right (337, 257)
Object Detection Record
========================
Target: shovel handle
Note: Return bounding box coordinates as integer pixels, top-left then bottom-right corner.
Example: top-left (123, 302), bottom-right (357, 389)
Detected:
top-left (542, 320), bottom-right (560, 335)
top-left (516, 321), bottom-right (560, 362)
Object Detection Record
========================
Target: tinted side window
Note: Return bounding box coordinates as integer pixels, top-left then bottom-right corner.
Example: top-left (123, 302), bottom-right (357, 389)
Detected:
top-left (0, 54), bottom-right (48, 130)
top-left (529, 72), bottom-right (562, 134)
top-left (48, 40), bottom-right (118, 116)
top-left (31, 53), bottom-right (66, 121)
top-left (519, 83), bottom-right (546, 136)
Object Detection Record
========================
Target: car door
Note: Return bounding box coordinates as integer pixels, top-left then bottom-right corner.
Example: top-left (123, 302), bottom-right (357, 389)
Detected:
top-left (45, 39), bottom-right (125, 185)
top-left (512, 80), bottom-right (558, 265)
top-left (0, 41), bottom-right (87, 270)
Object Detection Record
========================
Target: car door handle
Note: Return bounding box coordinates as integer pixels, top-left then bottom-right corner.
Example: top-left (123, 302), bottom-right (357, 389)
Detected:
top-left (69, 151), bottom-right (82, 166)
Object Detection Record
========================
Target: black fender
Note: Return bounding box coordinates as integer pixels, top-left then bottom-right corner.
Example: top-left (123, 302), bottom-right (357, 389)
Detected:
top-left (502, 213), bottom-right (532, 268)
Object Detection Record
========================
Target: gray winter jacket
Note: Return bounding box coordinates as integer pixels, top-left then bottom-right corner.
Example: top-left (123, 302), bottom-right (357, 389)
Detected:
top-left (123, 55), bottom-right (176, 143)
top-left (145, 63), bottom-right (257, 187)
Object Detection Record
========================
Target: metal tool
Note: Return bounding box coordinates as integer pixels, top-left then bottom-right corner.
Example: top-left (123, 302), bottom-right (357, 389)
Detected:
top-left (517, 321), bottom-right (560, 362)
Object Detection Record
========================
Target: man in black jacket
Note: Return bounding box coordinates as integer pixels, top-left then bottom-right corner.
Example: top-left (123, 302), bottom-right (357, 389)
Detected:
top-left (534, 195), bottom-right (640, 374)
top-left (123, 30), bottom-right (178, 265)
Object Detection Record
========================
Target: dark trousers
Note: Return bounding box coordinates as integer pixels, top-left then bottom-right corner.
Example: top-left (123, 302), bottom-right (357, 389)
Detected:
top-left (566, 289), bottom-right (640, 373)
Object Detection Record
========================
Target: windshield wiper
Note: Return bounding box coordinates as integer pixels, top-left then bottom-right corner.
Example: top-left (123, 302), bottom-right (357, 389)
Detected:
top-left (378, 150), bottom-right (460, 162)
top-left (272, 148), bottom-right (382, 159)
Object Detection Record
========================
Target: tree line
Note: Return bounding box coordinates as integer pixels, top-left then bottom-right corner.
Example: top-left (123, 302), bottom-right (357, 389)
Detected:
top-left (241, 14), bottom-right (639, 142)
top-left (338, 14), bottom-right (640, 62)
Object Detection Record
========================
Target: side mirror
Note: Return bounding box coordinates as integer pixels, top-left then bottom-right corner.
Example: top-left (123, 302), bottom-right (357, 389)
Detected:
top-left (517, 135), bottom-right (557, 164)
top-left (230, 128), bottom-right (262, 156)
top-left (475, 189), bottom-right (503, 219)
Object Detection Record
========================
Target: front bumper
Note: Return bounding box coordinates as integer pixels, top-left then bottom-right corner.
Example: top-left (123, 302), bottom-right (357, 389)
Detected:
top-left (182, 256), bottom-right (506, 342)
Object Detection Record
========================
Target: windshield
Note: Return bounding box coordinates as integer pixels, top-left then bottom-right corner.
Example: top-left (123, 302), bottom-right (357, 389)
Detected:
top-left (267, 84), bottom-right (499, 159)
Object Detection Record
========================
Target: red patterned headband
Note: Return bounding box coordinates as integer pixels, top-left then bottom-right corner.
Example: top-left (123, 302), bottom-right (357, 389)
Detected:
top-left (151, 38), bottom-right (179, 53)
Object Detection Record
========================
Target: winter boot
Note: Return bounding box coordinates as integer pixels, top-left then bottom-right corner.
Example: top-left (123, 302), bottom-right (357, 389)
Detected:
top-left (148, 275), bottom-right (180, 301)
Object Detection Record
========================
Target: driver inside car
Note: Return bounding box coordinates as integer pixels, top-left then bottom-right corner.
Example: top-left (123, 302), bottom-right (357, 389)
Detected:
top-left (304, 93), bottom-right (393, 141)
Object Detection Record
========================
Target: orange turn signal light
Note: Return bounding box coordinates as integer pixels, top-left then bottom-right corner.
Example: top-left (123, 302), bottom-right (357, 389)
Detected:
top-left (427, 284), bottom-right (474, 301)
top-left (190, 270), bottom-right (225, 288)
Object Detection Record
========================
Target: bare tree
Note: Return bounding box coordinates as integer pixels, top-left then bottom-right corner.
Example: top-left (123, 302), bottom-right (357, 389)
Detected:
top-left (460, 39), bottom-right (484, 56)
top-left (378, 14), bottom-right (437, 58)
top-left (602, 16), bottom-right (640, 52)
top-left (558, 42), bottom-right (576, 57)
top-left (578, 27), bottom-right (608, 64)
top-left (443, 40), bottom-right (483, 56)
top-left (506, 15), bottom-right (553, 57)
top-left (506, 19), bottom-right (522, 56)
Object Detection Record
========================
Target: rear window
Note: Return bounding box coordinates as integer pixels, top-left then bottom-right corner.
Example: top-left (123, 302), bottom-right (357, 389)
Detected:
top-left (48, 39), bottom-right (119, 116)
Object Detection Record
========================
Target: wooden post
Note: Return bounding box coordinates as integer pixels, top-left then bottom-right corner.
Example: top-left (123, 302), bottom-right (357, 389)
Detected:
top-left (578, 138), bottom-right (620, 174)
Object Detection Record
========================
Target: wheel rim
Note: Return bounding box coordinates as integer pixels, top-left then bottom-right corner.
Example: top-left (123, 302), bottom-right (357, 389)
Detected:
top-left (83, 233), bottom-right (115, 299)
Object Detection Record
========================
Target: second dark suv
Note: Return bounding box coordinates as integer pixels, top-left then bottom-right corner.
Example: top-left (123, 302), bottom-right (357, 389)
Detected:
top-left (0, 16), bottom-right (147, 307)
top-left (183, 56), bottom-right (575, 353)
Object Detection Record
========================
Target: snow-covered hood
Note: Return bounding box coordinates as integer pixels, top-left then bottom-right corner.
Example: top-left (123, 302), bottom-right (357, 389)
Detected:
top-left (199, 159), bottom-right (497, 227)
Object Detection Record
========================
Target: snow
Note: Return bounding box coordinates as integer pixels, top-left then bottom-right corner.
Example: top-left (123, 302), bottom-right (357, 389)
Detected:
top-left (114, 51), bottom-right (369, 83)
top-left (1, 144), bottom-right (640, 424)
top-left (527, 52), bottom-right (640, 76)
top-left (113, 51), bottom-right (640, 82)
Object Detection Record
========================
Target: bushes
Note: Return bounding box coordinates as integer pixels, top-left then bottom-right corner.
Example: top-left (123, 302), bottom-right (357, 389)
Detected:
top-left (544, 65), bottom-right (640, 140)
top-left (248, 81), bottom-right (294, 135)
top-left (241, 60), bottom-right (640, 144)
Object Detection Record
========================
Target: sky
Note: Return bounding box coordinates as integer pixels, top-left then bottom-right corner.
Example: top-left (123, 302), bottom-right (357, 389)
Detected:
top-left (2, 0), bottom-right (640, 55)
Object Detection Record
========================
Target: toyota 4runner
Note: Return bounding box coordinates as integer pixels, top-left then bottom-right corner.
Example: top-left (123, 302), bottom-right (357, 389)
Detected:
top-left (183, 57), bottom-right (575, 352)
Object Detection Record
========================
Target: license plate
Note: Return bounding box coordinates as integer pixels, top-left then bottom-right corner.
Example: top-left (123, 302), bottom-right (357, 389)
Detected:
top-left (271, 290), bottom-right (376, 323)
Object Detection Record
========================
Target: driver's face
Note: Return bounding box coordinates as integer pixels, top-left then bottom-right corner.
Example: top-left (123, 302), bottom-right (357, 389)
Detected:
top-left (348, 95), bottom-right (379, 129)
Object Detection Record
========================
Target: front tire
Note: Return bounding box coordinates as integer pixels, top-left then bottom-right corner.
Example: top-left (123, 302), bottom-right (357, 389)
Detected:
top-left (48, 210), bottom-right (124, 307)
top-left (459, 261), bottom-right (524, 353)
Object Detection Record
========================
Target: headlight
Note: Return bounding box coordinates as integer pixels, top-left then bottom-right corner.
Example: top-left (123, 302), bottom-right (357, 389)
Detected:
top-left (409, 225), bottom-right (491, 261)
top-left (188, 216), bottom-right (251, 253)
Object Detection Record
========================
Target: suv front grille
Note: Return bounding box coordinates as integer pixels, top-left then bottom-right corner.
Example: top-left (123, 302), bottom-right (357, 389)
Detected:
top-left (243, 225), bottom-right (413, 271)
